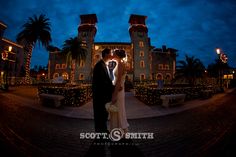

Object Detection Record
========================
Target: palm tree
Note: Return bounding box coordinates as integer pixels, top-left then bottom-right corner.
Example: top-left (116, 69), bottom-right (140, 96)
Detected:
top-left (61, 37), bottom-right (87, 83)
top-left (174, 55), bottom-right (205, 86)
top-left (17, 14), bottom-right (51, 84)
top-left (207, 59), bottom-right (229, 78)
top-left (207, 59), bottom-right (230, 88)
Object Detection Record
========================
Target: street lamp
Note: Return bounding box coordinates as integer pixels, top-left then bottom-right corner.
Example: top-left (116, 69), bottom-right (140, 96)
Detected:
top-left (216, 48), bottom-right (221, 55)
top-left (215, 48), bottom-right (228, 91)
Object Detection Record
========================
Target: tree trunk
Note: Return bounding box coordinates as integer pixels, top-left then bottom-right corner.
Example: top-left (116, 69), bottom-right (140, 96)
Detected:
top-left (24, 43), bottom-right (33, 84)
top-left (71, 59), bottom-right (75, 84)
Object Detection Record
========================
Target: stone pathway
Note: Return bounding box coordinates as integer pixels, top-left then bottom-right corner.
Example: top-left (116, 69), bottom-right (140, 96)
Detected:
top-left (2, 86), bottom-right (235, 119)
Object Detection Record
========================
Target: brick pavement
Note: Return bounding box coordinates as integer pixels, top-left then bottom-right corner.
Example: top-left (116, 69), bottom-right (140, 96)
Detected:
top-left (0, 87), bottom-right (236, 157)
top-left (2, 86), bottom-right (235, 119)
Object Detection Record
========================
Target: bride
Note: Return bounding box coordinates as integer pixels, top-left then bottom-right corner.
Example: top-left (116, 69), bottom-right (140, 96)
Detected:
top-left (106, 49), bottom-right (129, 133)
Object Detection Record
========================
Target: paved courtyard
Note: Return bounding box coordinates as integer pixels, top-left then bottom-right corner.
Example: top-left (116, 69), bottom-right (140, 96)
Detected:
top-left (0, 86), bottom-right (236, 157)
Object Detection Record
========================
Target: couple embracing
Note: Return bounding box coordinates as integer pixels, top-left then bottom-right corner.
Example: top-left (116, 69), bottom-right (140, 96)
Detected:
top-left (92, 48), bottom-right (129, 134)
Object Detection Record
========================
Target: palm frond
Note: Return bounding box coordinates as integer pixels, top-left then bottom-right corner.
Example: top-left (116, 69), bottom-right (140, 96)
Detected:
top-left (61, 37), bottom-right (87, 66)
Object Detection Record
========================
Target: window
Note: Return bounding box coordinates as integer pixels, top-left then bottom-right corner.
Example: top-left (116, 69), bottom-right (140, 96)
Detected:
top-left (79, 74), bottom-right (84, 80)
top-left (158, 64), bottom-right (163, 70)
top-left (82, 32), bottom-right (87, 37)
top-left (95, 45), bottom-right (99, 50)
top-left (139, 41), bottom-right (144, 47)
top-left (79, 61), bottom-right (85, 67)
top-left (62, 64), bottom-right (67, 69)
top-left (53, 73), bottom-right (59, 79)
top-left (137, 32), bottom-right (144, 37)
top-left (165, 74), bottom-right (171, 80)
top-left (140, 74), bottom-right (145, 80)
top-left (140, 61), bottom-right (145, 68)
top-left (55, 64), bottom-right (60, 69)
top-left (62, 72), bottom-right (68, 80)
top-left (164, 64), bottom-right (169, 70)
top-left (140, 51), bottom-right (144, 57)
top-left (81, 42), bottom-right (86, 47)
top-left (156, 74), bottom-right (163, 80)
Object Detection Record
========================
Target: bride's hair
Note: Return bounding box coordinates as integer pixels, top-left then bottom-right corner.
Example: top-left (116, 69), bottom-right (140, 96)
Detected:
top-left (114, 49), bottom-right (126, 59)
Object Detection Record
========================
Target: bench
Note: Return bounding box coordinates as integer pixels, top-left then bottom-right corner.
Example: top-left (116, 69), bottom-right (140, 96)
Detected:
top-left (160, 94), bottom-right (186, 107)
top-left (39, 93), bottom-right (64, 107)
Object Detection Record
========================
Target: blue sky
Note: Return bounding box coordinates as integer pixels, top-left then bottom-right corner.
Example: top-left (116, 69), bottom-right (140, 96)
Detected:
top-left (0, 0), bottom-right (236, 68)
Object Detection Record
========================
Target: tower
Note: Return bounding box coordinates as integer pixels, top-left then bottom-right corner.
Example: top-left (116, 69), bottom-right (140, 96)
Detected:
top-left (129, 14), bottom-right (151, 81)
top-left (77, 14), bottom-right (97, 81)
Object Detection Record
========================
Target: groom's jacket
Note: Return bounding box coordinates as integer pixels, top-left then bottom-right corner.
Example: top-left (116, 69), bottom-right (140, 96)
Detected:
top-left (92, 60), bottom-right (114, 105)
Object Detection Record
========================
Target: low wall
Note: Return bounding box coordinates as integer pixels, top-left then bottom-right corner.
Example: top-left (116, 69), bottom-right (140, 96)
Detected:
top-left (134, 85), bottom-right (219, 105)
top-left (38, 84), bottom-right (92, 107)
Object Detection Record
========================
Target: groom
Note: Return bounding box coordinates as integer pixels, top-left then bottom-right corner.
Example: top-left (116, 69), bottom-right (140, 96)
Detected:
top-left (92, 48), bottom-right (114, 133)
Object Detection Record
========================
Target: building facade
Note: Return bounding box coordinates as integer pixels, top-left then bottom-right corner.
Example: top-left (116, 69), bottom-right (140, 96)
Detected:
top-left (0, 21), bottom-right (25, 86)
top-left (48, 14), bottom-right (177, 83)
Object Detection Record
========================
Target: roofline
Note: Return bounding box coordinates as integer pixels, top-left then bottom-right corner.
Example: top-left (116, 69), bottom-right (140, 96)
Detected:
top-left (94, 42), bottom-right (131, 45)
top-left (2, 38), bottom-right (23, 48)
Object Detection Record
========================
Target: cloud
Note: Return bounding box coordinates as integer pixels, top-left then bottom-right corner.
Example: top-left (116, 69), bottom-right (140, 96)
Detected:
top-left (0, 0), bottom-right (236, 67)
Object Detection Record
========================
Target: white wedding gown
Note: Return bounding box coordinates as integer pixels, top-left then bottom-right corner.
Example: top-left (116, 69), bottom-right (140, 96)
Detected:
top-left (109, 66), bottom-right (129, 131)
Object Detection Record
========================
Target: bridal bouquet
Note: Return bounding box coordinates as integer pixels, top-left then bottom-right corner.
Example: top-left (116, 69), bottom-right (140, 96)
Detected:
top-left (105, 102), bottom-right (118, 112)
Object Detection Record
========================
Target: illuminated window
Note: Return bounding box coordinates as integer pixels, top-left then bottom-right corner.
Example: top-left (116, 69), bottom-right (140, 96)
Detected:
top-left (140, 61), bottom-right (145, 68)
top-left (62, 72), bottom-right (68, 80)
top-left (139, 41), bottom-right (144, 47)
top-left (224, 74), bottom-right (233, 79)
top-left (55, 64), bottom-right (60, 69)
top-left (62, 64), bottom-right (67, 69)
top-left (140, 74), bottom-right (145, 80)
top-left (79, 74), bottom-right (84, 80)
top-left (95, 45), bottom-right (99, 50)
top-left (81, 42), bottom-right (86, 47)
top-left (158, 64), bottom-right (163, 70)
top-left (140, 51), bottom-right (144, 57)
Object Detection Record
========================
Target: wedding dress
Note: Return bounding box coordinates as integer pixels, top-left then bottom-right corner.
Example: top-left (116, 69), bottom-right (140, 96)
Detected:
top-left (108, 63), bottom-right (129, 131)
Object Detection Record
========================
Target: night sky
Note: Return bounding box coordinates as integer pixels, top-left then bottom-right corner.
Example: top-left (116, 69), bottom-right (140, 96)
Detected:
top-left (0, 0), bottom-right (236, 68)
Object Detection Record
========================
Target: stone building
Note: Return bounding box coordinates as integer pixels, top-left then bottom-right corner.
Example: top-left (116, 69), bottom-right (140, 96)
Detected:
top-left (48, 14), bottom-right (177, 83)
top-left (0, 21), bottom-right (25, 86)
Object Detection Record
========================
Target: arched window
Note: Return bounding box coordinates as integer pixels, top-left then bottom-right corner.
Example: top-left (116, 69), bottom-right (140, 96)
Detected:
top-left (62, 72), bottom-right (69, 80)
top-left (139, 41), bottom-right (144, 47)
top-left (140, 74), bottom-right (145, 80)
top-left (79, 74), bottom-right (84, 80)
top-left (140, 51), bottom-right (144, 57)
top-left (165, 73), bottom-right (171, 80)
top-left (140, 60), bottom-right (145, 68)
top-left (156, 73), bottom-right (163, 80)
top-left (53, 73), bottom-right (59, 79)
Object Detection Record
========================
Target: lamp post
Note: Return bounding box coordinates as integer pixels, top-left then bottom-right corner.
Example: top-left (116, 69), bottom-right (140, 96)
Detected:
top-left (215, 48), bottom-right (228, 91)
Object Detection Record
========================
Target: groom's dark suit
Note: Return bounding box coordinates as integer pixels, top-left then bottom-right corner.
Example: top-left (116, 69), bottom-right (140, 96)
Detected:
top-left (92, 60), bottom-right (114, 132)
